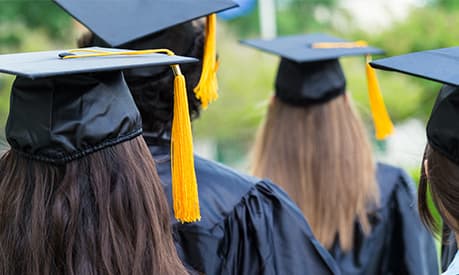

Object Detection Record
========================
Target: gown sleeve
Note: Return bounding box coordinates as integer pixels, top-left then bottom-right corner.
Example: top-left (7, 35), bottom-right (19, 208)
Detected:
top-left (217, 180), bottom-right (340, 275)
top-left (441, 225), bottom-right (457, 272)
top-left (395, 169), bottom-right (439, 275)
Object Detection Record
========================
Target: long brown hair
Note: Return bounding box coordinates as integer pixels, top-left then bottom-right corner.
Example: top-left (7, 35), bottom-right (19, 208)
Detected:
top-left (419, 144), bottom-right (459, 235)
top-left (0, 136), bottom-right (188, 275)
top-left (251, 95), bottom-right (379, 251)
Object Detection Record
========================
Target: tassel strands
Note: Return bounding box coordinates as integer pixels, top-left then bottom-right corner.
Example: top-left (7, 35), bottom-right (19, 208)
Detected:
top-left (193, 14), bottom-right (219, 109)
top-left (365, 55), bottom-right (394, 140)
top-left (171, 65), bottom-right (201, 223)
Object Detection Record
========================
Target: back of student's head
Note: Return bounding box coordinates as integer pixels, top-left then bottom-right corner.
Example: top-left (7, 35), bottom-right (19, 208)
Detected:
top-left (78, 21), bottom-right (205, 135)
top-left (417, 84), bottom-right (459, 238)
top-left (252, 90), bottom-right (378, 251)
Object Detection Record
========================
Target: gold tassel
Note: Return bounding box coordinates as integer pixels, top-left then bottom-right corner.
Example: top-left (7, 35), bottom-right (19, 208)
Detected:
top-left (193, 14), bottom-right (219, 109)
top-left (365, 55), bottom-right (394, 140)
top-left (171, 65), bottom-right (201, 223)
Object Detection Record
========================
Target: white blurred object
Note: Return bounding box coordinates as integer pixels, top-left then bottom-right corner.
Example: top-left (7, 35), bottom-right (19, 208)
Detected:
top-left (194, 138), bottom-right (218, 160)
top-left (338, 0), bottom-right (423, 31)
top-left (377, 118), bottom-right (427, 170)
top-left (258, 0), bottom-right (277, 39)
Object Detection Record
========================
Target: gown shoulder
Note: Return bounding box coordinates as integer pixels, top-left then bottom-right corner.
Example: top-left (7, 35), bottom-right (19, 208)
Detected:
top-left (151, 145), bottom-right (340, 275)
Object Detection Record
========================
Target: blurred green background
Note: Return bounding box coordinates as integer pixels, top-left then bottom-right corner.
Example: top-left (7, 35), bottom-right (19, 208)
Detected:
top-left (0, 0), bottom-right (455, 235)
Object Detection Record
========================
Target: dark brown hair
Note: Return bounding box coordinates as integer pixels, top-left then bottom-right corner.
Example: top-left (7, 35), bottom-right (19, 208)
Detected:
top-left (0, 136), bottom-right (188, 275)
top-left (251, 95), bottom-right (379, 251)
top-left (78, 21), bottom-right (205, 137)
top-left (419, 144), bottom-right (459, 236)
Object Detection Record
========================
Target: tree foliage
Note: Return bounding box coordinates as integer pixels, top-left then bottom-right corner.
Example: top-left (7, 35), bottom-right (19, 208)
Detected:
top-left (430, 0), bottom-right (459, 9)
top-left (0, 1), bottom-right (72, 39)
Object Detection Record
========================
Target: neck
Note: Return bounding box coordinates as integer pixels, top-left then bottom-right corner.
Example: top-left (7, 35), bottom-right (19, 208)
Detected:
top-left (142, 131), bottom-right (171, 147)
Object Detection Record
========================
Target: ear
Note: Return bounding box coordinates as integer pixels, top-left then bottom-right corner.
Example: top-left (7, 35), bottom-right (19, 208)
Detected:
top-left (424, 159), bottom-right (429, 178)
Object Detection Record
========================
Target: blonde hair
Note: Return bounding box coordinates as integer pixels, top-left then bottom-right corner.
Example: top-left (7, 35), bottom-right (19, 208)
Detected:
top-left (251, 95), bottom-right (379, 251)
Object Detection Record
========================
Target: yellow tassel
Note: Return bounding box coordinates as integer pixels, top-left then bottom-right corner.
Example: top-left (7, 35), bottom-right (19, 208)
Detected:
top-left (365, 55), bottom-right (394, 140)
top-left (193, 14), bottom-right (219, 109)
top-left (171, 69), bottom-right (201, 223)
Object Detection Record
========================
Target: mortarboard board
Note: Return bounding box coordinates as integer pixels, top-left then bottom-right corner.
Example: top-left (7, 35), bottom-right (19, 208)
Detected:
top-left (54, 0), bottom-right (238, 109)
top-left (1, 47), bottom-right (201, 223)
top-left (369, 47), bottom-right (459, 87)
top-left (370, 47), bottom-right (459, 165)
top-left (53, 0), bottom-right (237, 47)
top-left (0, 47), bottom-right (196, 79)
top-left (241, 33), bottom-right (383, 63)
top-left (241, 33), bottom-right (394, 140)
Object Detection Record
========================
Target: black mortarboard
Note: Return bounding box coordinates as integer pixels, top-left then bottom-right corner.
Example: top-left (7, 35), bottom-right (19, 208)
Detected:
top-left (0, 47), bottom-right (196, 164)
top-left (53, 0), bottom-right (237, 47)
top-left (241, 33), bottom-right (394, 139)
top-left (241, 34), bottom-right (383, 104)
top-left (370, 47), bottom-right (459, 164)
top-left (1, 47), bottom-right (202, 223)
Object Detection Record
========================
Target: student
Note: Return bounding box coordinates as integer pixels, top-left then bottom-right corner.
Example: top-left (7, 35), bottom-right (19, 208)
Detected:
top-left (53, 1), bottom-right (341, 274)
top-left (0, 48), bottom-right (197, 275)
top-left (243, 33), bottom-right (438, 275)
top-left (371, 47), bottom-right (459, 274)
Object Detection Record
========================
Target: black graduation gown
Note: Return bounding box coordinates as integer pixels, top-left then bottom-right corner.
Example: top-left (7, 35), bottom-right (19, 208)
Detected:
top-left (329, 163), bottom-right (438, 275)
top-left (441, 226), bottom-right (456, 272)
top-left (148, 144), bottom-right (340, 275)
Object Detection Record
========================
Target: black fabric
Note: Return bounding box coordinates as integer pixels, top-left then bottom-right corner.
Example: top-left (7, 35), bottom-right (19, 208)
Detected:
top-left (6, 72), bottom-right (142, 164)
top-left (148, 142), bottom-right (341, 275)
top-left (427, 85), bottom-right (459, 165)
top-left (441, 225), bottom-right (457, 272)
top-left (123, 22), bottom-right (199, 79)
top-left (275, 58), bottom-right (346, 106)
top-left (329, 163), bottom-right (438, 275)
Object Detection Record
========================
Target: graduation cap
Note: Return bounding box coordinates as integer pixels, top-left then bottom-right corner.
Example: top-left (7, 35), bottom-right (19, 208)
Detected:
top-left (370, 47), bottom-right (459, 165)
top-left (0, 47), bottom-right (200, 223)
top-left (241, 33), bottom-right (394, 140)
top-left (53, 0), bottom-right (238, 109)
